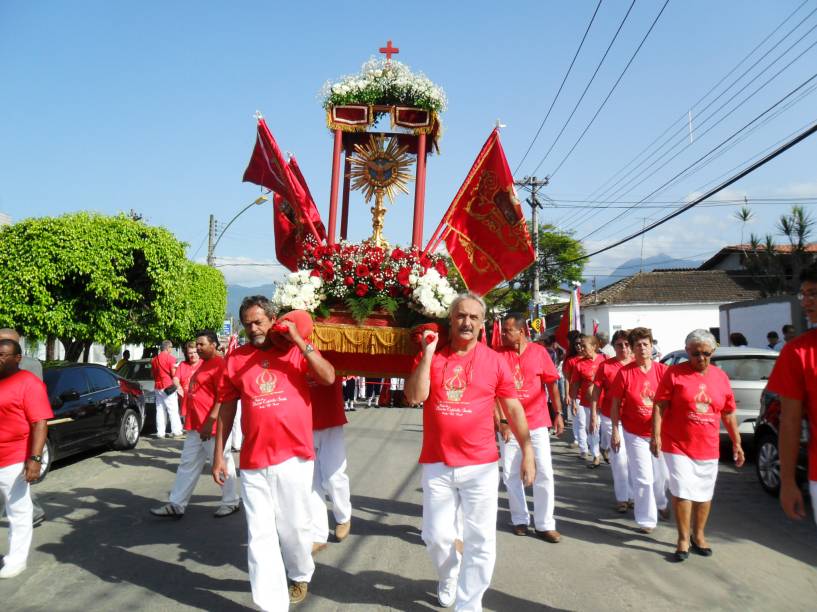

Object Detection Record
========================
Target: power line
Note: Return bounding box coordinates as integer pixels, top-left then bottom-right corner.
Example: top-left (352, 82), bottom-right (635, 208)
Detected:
top-left (547, 0), bottom-right (671, 180)
top-left (513, 0), bottom-right (603, 175)
top-left (566, 119), bottom-right (817, 264)
top-left (528, 0), bottom-right (637, 176)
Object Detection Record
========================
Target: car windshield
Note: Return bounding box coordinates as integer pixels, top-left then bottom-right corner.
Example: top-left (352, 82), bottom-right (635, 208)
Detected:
top-left (119, 361), bottom-right (153, 381)
top-left (712, 357), bottom-right (776, 381)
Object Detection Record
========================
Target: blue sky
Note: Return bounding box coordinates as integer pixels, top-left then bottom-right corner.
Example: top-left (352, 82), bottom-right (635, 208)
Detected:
top-left (2, 1), bottom-right (816, 287)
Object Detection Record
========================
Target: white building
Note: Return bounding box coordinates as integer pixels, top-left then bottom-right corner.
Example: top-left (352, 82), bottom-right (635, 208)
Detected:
top-left (581, 269), bottom-right (763, 354)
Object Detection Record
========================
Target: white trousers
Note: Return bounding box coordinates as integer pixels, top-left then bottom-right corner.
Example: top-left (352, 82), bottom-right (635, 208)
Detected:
top-left (241, 457), bottom-right (315, 612)
top-left (309, 426), bottom-right (352, 543)
top-left (572, 403), bottom-right (588, 454)
top-left (499, 427), bottom-right (556, 531)
top-left (0, 463), bottom-right (32, 569)
top-left (155, 389), bottom-right (183, 437)
top-left (422, 462), bottom-right (498, 612)
top-left (602, 417), bottom-right (632, 503)
top-left (583, 406), bottom-right (600, 458)
top-left (231, 401), bottom-right (243, 450)
top-left (168, 434), bottom-right (239, 510)
top-left (624, 431), bottom-right (668, 529)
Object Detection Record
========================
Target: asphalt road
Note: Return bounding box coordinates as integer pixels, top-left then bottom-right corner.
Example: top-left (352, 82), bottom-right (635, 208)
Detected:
top-left (2, 407), bottom-right (816, 611)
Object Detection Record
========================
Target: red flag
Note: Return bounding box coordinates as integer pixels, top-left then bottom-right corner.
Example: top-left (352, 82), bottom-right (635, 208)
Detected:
top-left (441, 129), bottom-right (535, 295)
top-left (491, 319), bottom-right (502, 349)
top-left (479, 322), bottom-right (488, 345)
top-left (555, 287), bottom-right (581, 351)
top-left (243, 117), bottom-right (292, 195)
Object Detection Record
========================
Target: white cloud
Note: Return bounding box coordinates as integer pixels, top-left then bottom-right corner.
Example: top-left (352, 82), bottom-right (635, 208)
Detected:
top-left (772, 181), bottom-right (817, 198)
top-left (683, 187), bottom-right (748, 203)
top-left (199, 256), bottom-right (288, 287)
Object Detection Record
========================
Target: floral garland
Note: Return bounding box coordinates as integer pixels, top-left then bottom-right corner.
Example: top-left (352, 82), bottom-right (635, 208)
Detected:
top-left (321, 57), bottom-right (447, 114)
top-left (271, 239), bottom-right (457, 322)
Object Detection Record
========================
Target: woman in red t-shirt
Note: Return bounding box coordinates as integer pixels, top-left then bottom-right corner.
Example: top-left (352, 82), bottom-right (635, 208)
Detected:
top-left (653, 329), bottom-right (744, 562)
top-left (570, 335), bottom-right (604, 466)
top-left (610, 327), bottom-right (669, 533)
top-left (174, 341), bottom-right (201, 420)
top-left (562, 332), bottom-right (585, 456)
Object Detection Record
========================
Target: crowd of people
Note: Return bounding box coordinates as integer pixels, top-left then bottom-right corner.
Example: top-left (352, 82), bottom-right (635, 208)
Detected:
top-left (1, 264), bottom-right (816, 611)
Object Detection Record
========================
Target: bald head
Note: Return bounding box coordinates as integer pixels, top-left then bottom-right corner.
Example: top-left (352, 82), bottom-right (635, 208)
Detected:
top-left (0, 328), bottom-right (20, 342)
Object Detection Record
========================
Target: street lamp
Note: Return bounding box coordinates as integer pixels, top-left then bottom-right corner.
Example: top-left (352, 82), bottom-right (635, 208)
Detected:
top-left (207, 194), bottom-right (270, 266)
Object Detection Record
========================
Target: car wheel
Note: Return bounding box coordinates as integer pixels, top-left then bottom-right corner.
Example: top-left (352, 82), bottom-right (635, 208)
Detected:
top-left (34, 437), bottom-right (54, 484)
top-left (113, 408), bottom-right (141, 450)
top-left (756, 431), bottom-right (781, 497)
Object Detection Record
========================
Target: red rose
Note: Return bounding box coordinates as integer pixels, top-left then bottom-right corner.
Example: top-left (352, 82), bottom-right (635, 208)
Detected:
top-left (373, 277), bottom-right (385, 290)
top-left (342, 259), bottom-right (354, 272)
top-left (355, 283), bottom-right (368, 297)
top-left (356, 264), bottom-right (370, 277)
top-left (397, 267), bottom-right (411, 287)
top-left (388, 286), bottom-right (400, 297)
top-left (402, 287), bottom-right (412, 297)
top-left (310, 269), bottom-right (321, 277)
top-left (344, 276), bottom-right (354, 286)
top-left (321, 270), bottom-right (335, 282)
top-left (322, 260), bottom-right (334, 271)
top-left (435, 260), bottom-right (448, 276)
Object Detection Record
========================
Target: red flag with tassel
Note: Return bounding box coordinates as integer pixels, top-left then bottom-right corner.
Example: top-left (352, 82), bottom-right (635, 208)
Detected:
top-left (491, 319), bottom-right (502, 349)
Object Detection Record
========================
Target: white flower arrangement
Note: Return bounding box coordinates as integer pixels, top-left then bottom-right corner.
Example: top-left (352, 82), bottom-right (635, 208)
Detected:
top-left (271, 270), bottom-right (324, 313)
top-left (409, 268), bottom-right (457, 319)
top-left (321, 57), bottom-right (447, 113)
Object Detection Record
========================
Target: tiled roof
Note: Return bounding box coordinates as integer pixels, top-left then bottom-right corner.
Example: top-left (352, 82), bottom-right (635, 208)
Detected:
top-left (699, 243), bottom-right (817, 269)
top-left (582, 269), bottom-right (763, 306)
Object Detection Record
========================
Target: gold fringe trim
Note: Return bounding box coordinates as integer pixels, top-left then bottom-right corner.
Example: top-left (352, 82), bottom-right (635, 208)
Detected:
top-left (312, 322), bottom-right (415, 355)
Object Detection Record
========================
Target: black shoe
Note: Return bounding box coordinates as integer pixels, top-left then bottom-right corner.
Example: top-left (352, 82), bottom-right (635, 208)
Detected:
top-left (673, 550), bottom-right (689, 562)
top-left (690, 538), bottom-right (713, 557)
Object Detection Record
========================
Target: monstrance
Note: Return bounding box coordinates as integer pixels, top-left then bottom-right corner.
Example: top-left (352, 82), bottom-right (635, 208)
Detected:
top-left (348, 134), bottom-right (413, 246)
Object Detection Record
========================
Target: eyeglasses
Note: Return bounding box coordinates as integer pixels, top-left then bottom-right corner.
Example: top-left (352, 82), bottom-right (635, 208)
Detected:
top-left (797, 291), bottom-right (817, 301)
top-left (689, 351), bottom-right (712, 358)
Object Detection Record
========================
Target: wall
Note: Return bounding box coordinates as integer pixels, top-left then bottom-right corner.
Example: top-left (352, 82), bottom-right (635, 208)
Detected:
top-left (582, 303), bottom-right (721, 354)
top-left (719, 296), bottom-right (800, 348)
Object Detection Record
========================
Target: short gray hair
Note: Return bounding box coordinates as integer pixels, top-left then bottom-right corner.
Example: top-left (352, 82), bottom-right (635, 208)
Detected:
top-left (685, 329), bottom-right (717, 350)
top-left (161, 340), bottom-right (173, 351)
top-left (449, 292), bottom-right (487, 318)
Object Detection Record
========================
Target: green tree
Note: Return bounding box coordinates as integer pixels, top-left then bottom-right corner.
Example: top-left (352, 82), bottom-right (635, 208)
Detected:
top-left (0, 212), bottom-right (226, 360)
top-left (483, 224), bottom-right (585, 314)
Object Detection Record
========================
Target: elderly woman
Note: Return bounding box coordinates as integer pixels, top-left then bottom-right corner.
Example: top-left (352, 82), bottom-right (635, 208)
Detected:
top-left (570, 335), bottom-right (604, 466)
top-left (610, 327), bottom-right (670, 533)
top-left (652, 329), bottom-right (745, 561)
top-left (590, 329), bottom-right (634, 511)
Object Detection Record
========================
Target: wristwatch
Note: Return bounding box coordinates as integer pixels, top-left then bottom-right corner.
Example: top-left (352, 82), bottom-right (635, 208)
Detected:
top-left (302, 343), bottom-right (315, 356)
top-left (29, 455), bottom-right (42, 463)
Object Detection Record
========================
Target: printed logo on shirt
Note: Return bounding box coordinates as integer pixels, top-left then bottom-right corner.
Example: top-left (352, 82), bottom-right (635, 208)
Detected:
top-left (694, 384), bottom-right (712, 414)
top-left (445, 365), bottom-right (467, 402)
top-left (640, 380), bottom-right (654, 408)
top-left (256, 369), bottom-right (278, 395)
top-left (512, 364), bottom-right (525, 391)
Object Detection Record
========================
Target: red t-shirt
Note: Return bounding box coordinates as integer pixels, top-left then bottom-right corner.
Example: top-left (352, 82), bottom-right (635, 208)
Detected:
top-left (562, 354), bottom-right (581, 382)
top-left (766, 329), bottom-right (817, 481)
top-left (610, 361), bottom-right (668, 438)
top-left (593, 357), bottom-right (628, 418)
top-left (185, 356), bottom-right (224, 434)
top-left (497, 343), bottom-right (559, 430)
top-left (0, 370), bottom-right (54, 467)
top-left (151, 351), bottom-right (177, 389)
top-left (177, 360), bottom-right (201, 417)
top-left (218, 343), bottom-right (315, 469)
top-left (654, 362), bottom-right (736, 460)
top-left (417, 343), bottom-right (517, 467)
top-left (571, 354), bottom-right (604, 406)
top-left (310, 379), bottom-right (348, 431)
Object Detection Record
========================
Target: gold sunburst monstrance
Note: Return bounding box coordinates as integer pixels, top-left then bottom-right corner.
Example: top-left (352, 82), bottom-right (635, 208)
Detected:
top-left (348, 134), bottom-right (414, 246)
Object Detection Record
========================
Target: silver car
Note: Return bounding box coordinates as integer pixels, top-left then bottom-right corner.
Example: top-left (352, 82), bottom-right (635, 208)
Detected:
top-left (660, 346), bottom-right (778, 435)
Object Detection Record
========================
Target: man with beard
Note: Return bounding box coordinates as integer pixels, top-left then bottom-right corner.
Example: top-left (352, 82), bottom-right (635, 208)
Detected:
top-left (212, 297), bottom-right (335, 608)
top-left (405, 293), bottom-right (535, 610)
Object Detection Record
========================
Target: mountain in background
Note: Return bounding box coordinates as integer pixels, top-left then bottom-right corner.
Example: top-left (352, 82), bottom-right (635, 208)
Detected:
top-left (583, 254), bottom-right (704, 293)
top-left (226, 284), bottom-right (276, 319)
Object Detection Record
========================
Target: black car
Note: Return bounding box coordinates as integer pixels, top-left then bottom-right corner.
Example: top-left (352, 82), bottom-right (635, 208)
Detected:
top-left (754, 389), bottom-right (809, 496)
top-left (41, 363), bottom-right (145, 481)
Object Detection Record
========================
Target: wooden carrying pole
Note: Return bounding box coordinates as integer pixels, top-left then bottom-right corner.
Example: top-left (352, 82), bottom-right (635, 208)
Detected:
top-left (327, 128), bottom-right (344, 244)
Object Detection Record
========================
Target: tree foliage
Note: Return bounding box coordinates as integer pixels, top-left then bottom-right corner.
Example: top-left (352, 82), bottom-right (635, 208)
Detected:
top-left (744, 205), bottom-right (815, 296)
top-left (0, 212), bottom-right (226, 360)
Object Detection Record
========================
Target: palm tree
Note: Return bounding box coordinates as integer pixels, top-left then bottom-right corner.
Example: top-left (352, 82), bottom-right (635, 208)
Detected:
top-left (733, 205), bottom-right (753, 246)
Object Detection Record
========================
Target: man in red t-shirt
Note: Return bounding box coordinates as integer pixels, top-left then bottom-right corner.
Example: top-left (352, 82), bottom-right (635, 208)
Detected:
top-left (767, 265), bottom-right (817, 524)
top-left (151, 340), bottom-right (182, 438)
top-left (405, 293), bottom-right (535, 610)
top-left (308, 379), bottom-right (352, 551)
top-left (150, 330), bottom-right (239, 520)
top-left (212, 296), bottom-right (335, 608)
top-left (496, 313), bottom-right (563, 543)
top-left (0, 338), bottom-right (52, 579)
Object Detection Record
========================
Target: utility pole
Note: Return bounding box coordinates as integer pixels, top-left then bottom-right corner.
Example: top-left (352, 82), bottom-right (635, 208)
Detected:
top-left (207, 214), bottom-right (217, 267)
top-left (514, 176), bottom-right (549, 323)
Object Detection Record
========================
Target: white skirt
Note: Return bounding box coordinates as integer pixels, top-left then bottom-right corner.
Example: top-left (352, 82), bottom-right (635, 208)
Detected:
top-left (663, 452), bottom-right (718, 502)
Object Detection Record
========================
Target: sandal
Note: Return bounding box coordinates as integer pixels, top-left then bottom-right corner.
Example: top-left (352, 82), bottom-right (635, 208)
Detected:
top-left (149, 503), bottom-right (184, 519)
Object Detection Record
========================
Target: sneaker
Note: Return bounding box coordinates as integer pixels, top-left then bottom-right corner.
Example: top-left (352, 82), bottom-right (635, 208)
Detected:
top-left (0, 562), bottom-right (26, 579)
top-left (335, 520), bottom-right (351, 542)
top-left (437, 577), bottom-right (457, 608)
top-left (149, 503), bottom-right (184, 519)
top-left (213, 503), bottom-right (240, 518)
top-left (288, 581), bottom-right (308, 604)
top-left (534, 529), bottom-right (561, 543)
